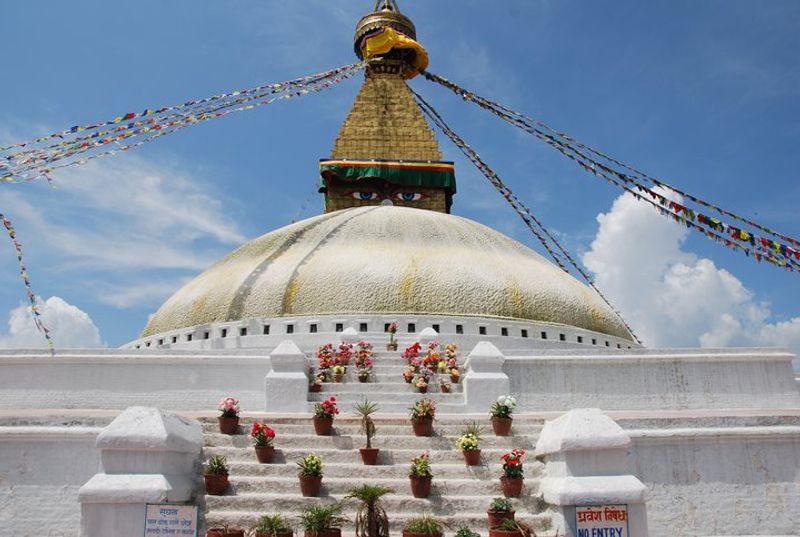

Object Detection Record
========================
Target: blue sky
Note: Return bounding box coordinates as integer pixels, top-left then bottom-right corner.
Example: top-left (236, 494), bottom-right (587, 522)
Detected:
top-left (1, 0), bottom-right (798, 352)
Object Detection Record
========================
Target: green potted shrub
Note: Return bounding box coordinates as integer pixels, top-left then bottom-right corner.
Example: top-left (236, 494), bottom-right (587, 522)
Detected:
top-left (402, 513), bottom-right (443, 537)
top-left (345, 484), bottom-right (394, 537)
top-left (253, 515), bottom-right (293, 537)
top-left (409, 398), bottom-right (436, 436)
top-left (297, 452), bottom-right (324, 496)
top-left (488, 519), bottom-right (530, 537)
top-left (355, 399), bottom-right (380, 465)
top-left (454, 528), bottom-right (480, 537)
top-left (203, 455), bottom-right (229, 495)
top-left (487, 497), bottom-right (515, 528)
top-left (489, 395), bottom-right (516, 436)
top-left (408, 451), bottom-right (432, 498)
top-left (299, 504), bottom-right (347, 537)
top-left (455, 422), bottom-right (482, 466)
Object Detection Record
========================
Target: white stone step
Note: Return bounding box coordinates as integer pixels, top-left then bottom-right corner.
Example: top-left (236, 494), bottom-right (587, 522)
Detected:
top-left (225, 461), bottom-right (533, 480)
top-left (315, 382), bottom-right (463, 394)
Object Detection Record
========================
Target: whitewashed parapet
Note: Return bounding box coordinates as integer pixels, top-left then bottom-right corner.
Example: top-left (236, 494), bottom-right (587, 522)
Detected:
top-left (265, 340), bottom-right (309, 413)
top-left (535, 408), bottom-right (649, 537)
top-left (79, 407), bottom-right (202, 537)
top-left (463, 342), bottom-right (510, 413)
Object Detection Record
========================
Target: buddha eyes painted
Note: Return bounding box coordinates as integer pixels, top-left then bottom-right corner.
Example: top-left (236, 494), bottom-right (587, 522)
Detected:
top-left (348, 190), bottom-right (426, 203)
top-left (351, 191), bottom-right (380, 201)
top-left (395, 192), bottom-right (425, 202)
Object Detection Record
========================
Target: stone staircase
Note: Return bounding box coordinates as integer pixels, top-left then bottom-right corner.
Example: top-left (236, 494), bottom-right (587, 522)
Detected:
top-left (200, 416), bottom-right (556, 536)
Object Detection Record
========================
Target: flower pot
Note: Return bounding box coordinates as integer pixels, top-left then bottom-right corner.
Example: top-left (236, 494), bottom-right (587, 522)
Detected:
top-left (409, 475), bottom-right (432, 498)
top-left (305, 529), bottom-right (341, 537)
top-left (487, 510), bottom-right (515, 529)
top-left (492, 417), bottom-right (513, 436)
top-left (403, 532), bottom-right (442, 537)
top-left (333, 374), bottom-right (344, 383)
top-left (255, 445), bottom-right (275, 463)
top-left (417, 385), bottom-right (428, 394)
top-left (387, 342), bottom-right (398, 351)
top-left (207, 528), bottom-right (245, 537)
top-left (488, 529), bottom-right (525, 537)
top-left (218, 416), bottom-right (239, 435)
top-left (441, 385), bottom-right (451, 393)
top-left (404, 376), bottom-right (413, 384)
top-left (256, 532), bottom-right (293, 537)
top-left (463, 449), bottom-right (482, 466)
top-left (203, 474), bottom-right (229, 495)
top-left (450, 374), bottom-right (460, 384)
top-left (309, 384), bottom-right (321, 393)
top-left (500, 476), bottom-right (524, 497)
top-left (299, 474), bottom-right (323, 497)
top-left (313, 416), bottom-right (334, 436)
top-left (359, 447), bottom-right (380, 465)
top-left (358, 375), bottom-right (369, 383)
top-left (411, 416), bottom-right (434, 437)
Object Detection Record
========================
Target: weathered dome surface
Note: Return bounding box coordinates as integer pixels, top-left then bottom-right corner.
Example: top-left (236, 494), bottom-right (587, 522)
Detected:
top-left (142, 206), bottom-right (633, 340)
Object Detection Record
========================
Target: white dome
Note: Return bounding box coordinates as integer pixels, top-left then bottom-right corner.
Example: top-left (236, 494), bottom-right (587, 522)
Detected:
top-left (142, 206), bottom-right (633, 341)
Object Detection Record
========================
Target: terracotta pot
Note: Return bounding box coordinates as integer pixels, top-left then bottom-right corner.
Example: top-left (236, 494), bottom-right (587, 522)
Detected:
top-left (299, 474), bottom-right (323, 497)
top-left (333, 374), bottom-right (344, 383)
top-left (402, 532), bottom-right (442, 537)
top-left (462, 449), bottom-right (481, 465)
top-left (386, 342), bottom-right (398, 351)
top-left (450, 374), bottom-right (460, 384)
top-left (203, 474), bottom-right (229, 495)
top-left (409, 475), bottom-right (432, 498)
top-left (360, 447), bottom-right (380, 465)
top-left (313, 416), bottom-right (334, 436)
top-left (404, 375), bottom-right (414, 383)
top-left (440, 384), bottom-right (451, 393)
top-left (417, 385), bottom-right (428, 394)
top-left (218, 416), bottom-right (239, 435)
top-left (207, 528), bottom-right (245, 537)
top-left (309, 384), bottom-right (321, 393)
top-left (488, 529), bottom-right (525, 537)
top-left (500, 476), bottom-right (524, 497)
top-left (492, 417), bottom-right (513, 436)
top-left (358, 375), bottom-right (369, 383)
top-left (256, 531), bottom-right (293, 537)
top-left (305, 529), bottom-right (341, 537)
top-left (255, 445), bottom-right (274, 463)
top-left (487, 510), bottom-right (515, 529)
top-left (411, 416), bottom-right (434, 437)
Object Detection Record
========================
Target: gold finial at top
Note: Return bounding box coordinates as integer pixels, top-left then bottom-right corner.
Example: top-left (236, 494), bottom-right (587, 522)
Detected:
top-left (374, 0), bottom-right (402, 12)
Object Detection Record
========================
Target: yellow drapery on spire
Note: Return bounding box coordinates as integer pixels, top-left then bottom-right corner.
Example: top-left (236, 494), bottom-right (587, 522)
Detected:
top-left (359, 27), bottom-right (429, 79)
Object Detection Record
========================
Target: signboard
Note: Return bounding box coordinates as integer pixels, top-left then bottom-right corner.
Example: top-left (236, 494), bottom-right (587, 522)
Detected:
top-left (144, 504), bottom-right (198, 537)
top-left (575, 505), bottom-right (628, 537)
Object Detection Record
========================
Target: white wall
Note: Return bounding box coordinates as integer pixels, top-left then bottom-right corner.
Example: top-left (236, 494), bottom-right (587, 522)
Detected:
top-left (0, 426), bottom-right (101, 537)
top-left (628, 426), bottom-right (800, 536)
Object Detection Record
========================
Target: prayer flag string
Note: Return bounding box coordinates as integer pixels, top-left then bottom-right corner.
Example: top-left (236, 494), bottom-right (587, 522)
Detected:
top-left (412, 89), bottom-right (641, 344)
top-left (420, 70), bottom-right (799, 274)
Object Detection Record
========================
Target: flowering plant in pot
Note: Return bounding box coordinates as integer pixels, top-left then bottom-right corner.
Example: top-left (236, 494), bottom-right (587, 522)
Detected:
top-left (251, 421), bottom-right (276, 463)
top-left (335, 342), bottom-right (353, 367)
top-left (355, 399), bottom-right (380, 465)
top-left (408, 452), bottom-right (433, 498)
top-left (207, 525), bottom-right (245, 537)
top-left (445, 344), bottom-right (460, 382)
top-left (332, 365), bottom-right (347, 383)
top-left (455, 422), bottom-right (482, 465)
top-left (356, 341), bottom-right (374, 365)
top-left (317, 343), bottom-right (335, 370)
top-left (414, 368), bottom-right (433, 394)
top-left (310, 371), bottom-right (326, 393)
top-left (345, 484), bottom-right (394, 537)
top-left (409, 398), bottom-right (436, 436)
top-left (439, 378), bottom-right (451, 394)
top-left (217, 396), bottom-right (240, 434)
top-left (487, 497), bottom-right (515, 528)
top-left (423, 341), bottom-right (440, 371)
top-left (203, 455), bottom-right (229, 495)
top-left (297, 452), bottom-right (324, 496)
top-left (490, 395), bottom-right (517, 436)
top-left (402, 512), bottom-right (443, 537)
top-left (299, 503), bottom-right (347, 537)
top-left (499, 449), bottom-right (525, 497)
top-left (488, 519), bottom-right (530, 537)
top-left (449, 368), bottom-right (461, 384)
top-left (253, 515), bottom-right (293, 537)
top-left (386, 322), bottom-right (399, 351)
top-left (401, 342), bottom-right (421, 365)
top-left (313, 396), bottom-right (339, 435)
top-left (402, 366), bottom-right (416, 383)
top-left (358, 366), bottom-right (372, 383)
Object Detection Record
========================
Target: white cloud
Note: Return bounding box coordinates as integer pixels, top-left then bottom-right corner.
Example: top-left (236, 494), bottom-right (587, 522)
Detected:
top-left (0, 296), bottom-right (103, 348)
top-left (583, 191), bottom-right (800, 367)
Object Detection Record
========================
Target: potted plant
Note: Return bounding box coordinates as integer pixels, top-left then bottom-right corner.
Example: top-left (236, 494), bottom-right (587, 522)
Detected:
top-left (489, 519), bottom-right (530, 537)
top-left (335, 342), bottom-right (353, 368)
top-left (310, 372), bottom-right (324, 393)
top-left (297, 452), bottom-right (324, 496)
top-left (450, 368), bottom-right (461, 384)
top-left (355, 399), bottom-right (380, 465)
top-left (251, 421), bottom-right (276, 463)
top-left (253, 515), bottom-right (293, 537)
top-left (317, 343), bottom-right (335, 370)
top-left (423, 341), bottom-right (440, 372)
top-left (217, 396), bottom-right (240, 434)
top-left (332, 365), bottom-right (347, 383)
top-left (299, 504), bottom-right (347, 537)
top-left (414, 368), bottom-right (432, 394)
top-left (401, 342), bottom-right (421, 365)
top-left (402, 513), bottom-right (443, 537)
top-left (499, 449), bottom-right (525, 497)
top-left (207, 526), bottom-right (245, 537)
top-left (408, 451), bottom-right (433, 498)
top-left (386, 322), bottom-right (399, 351)
top-left (402, 366), bottom-right (415, 383)
top-left (439, 378), bottom-right (451, 394)
top-left (358, 367), bottom-right (371, 383)
top-left (456, 422), bottom-right (482, 465)
top-left (203, 455), bottom-right (229, 495)
top-left (313, 396), bottom-right (338, 435)
top-left (409, 398), bottom-right (436, 436)
top-left (345, 484), bottom-right (394, 537)
top-left (445, 344), bottom-right (460, 383)
top-left (487, 497), bottom-right (515, 528)
top-left (490, 395), bottom-right (517, 436)
top-left (454, 528), bottom-right (480, 537)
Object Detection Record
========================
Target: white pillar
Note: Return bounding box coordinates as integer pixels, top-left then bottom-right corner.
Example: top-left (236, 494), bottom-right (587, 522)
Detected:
top-left (534, 408), bottom-right (649, 537)
top-left (463, 341), bottom-right (509, 413)
top-left (79, 406), bottom-right (202, 537)
top-left (265, 340), bottom-right (309, 412)
top-left (418, 327), bottom-right (439, 346)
